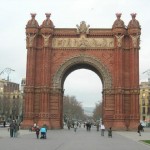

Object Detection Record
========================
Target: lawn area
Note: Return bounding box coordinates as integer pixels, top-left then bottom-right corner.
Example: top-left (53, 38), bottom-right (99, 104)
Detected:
top-left (141, 140), bottom-right (150, 145)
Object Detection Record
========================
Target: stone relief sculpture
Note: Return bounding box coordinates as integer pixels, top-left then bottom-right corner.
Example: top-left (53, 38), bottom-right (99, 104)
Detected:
top-left (115, 35), bottom-right (124, 47)
top-left (78, 35), bottom-right (89, 48)
top-left (42, 34), bottom-right (51, 47)
top-left (26, 33), bottom-right (36, 47)
top-left (76, 21), bottom-right (90, 34)
top-left (130, 35), bottom-right (140, 48)
top-left (52, 37), bottom-right (114, 49)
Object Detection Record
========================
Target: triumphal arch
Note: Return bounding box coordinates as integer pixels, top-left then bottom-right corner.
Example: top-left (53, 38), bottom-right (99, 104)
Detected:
top-left (22, 13), bottom-right (141, 130)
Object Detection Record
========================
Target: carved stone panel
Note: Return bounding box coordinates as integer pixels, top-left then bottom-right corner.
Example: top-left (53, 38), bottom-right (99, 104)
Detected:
top-left (52, 36), bottom-right (114, 49)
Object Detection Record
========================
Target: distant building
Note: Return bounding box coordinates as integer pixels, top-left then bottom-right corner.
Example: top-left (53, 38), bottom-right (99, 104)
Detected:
top-left (21, 78), bottom-right (26, 94)
top-left (0, 79), bottom-right (23, 122)
top-left (139, 81), bottom-right (150, 123)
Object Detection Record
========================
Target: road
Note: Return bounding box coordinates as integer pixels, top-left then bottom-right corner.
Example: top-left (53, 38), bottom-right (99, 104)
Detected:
top-left (0, 126), bottom-right (150, 150)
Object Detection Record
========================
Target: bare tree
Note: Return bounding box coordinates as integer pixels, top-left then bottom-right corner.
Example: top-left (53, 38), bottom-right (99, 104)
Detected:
top-left (93, 101), bottom-right (102, 121)
top-left (63, 95), bottom-right (85, 122)
top-left (0, 94), bottom-right (23, 122)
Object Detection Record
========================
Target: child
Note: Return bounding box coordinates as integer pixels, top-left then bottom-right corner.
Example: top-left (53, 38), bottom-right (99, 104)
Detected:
top-left (40, 126), bottom-right (47, 139)
top-left (108, 127), bottom-right (112, 138)
top-left (35, 126), bottom-right (40, 139)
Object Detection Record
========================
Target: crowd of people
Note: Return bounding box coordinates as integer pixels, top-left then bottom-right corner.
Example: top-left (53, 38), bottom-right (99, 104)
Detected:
top-left (7, 120), bottom-right (145, 139)
top-left (8, 121), bottom-right (47, 139)
top-left (65, 119), bottom-right (113, 137)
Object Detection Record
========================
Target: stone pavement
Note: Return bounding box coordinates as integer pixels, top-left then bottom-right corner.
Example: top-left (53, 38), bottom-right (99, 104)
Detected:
top-left (0, 126), bottom-right (150, 150)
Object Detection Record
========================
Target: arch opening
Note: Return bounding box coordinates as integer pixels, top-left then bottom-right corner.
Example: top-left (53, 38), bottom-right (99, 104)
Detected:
top-left (64, 69), bottom-right (102, 106)
top-left (52, 55), bottom-right (112, 90)
top-left (63, 68), bottom-right (103, 126)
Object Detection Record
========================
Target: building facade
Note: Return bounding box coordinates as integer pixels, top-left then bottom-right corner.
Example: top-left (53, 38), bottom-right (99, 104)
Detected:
top-left (0, 79), bottom-right (23, 122)
top-left (139, 81), bottom-right (150, 125)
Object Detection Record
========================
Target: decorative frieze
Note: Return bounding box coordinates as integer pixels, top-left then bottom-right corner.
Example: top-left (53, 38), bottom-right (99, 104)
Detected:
top-left (52, 35), bottom-right (114, 49)
top-left (103, 88), bottom-right (140, 95)
top-left (33, 113), bottom-right (58, 119)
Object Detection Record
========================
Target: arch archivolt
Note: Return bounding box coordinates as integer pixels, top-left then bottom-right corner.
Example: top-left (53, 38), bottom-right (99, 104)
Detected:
top-left (52, 55), bottom-right (112, 89)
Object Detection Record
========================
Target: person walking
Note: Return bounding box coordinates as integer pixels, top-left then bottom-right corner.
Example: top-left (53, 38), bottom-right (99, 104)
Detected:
top-left (40, 126), bottom-right (47, 139)
top-left (9, 120), bottom-right (15, 137)
top-left (137, 123), bottom-right (143, 136)
top-left (3, 120), bottom-right (6, 127)
top-left (14, 121), bottom-right (19, 137)
top-left (100, 123), bottom-right (105, 136)
top-left (96, 122), bottom-right (100, 131)
top-left (74, 122), bottom-right (78, 132)
top-left (108, 127), bottom-right (112, 138)
top-left (35, 126), bottom-right (40, 139)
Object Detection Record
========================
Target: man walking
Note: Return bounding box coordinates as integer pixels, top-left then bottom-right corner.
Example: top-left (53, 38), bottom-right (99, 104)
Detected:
top-left (9, 120), bottom-right (15, 137)
top-left (100, 123), bottom-right (105, 136)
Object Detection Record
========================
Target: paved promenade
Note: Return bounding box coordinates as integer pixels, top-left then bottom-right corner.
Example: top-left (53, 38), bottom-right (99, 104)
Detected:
top-left (0, 126), bottom-right (150, 150)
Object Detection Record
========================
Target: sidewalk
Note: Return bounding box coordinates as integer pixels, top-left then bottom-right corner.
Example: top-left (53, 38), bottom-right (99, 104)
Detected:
top-left (116, 127), bottom-right (150, 142)
top-left (0, 126), bottom-right (150, 150)
top-left (0, 127), bottom-right (33, 138)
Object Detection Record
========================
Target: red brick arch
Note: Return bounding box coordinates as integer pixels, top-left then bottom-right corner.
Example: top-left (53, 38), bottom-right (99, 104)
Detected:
top-left (52, 55), bottom-right (112, 89)
top-left (22, 13), bottom-right (141, 130)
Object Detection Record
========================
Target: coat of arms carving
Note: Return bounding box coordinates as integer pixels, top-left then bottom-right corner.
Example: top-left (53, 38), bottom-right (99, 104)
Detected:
top-left (76, 21), bottom-right (90, 34)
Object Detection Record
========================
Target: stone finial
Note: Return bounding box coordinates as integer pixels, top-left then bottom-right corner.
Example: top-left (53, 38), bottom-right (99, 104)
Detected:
top-left (31, 13), bottom-right (36, 18)
top-left (41, 13), bottom-right (55, 28)
top-left (45, 13), bottom-right (51, 18)
top-left (116, 13), bottom-right (122, 19)
top-left (131, 13), bottom-right (137, 19)
top-left (26, 13), bottom-right (39, 28)
top-left (112, 13), bottom-right (125, 28)
top-left (128, 13), bottom-right (140, 29)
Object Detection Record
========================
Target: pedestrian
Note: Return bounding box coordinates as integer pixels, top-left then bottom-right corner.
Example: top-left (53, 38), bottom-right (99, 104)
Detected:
top-left (14, 120), bottom-right (19, 137)
top-left (40, 126), bottom-right (47, 139)
top-left (86, 121), bottom-right (91, 131)
top-left (9, 120), bottom-right (15, 137)
top-left (3, 120), bottom-right (6, 127)
top-left (35, 126), bottom-right (40, 139)
top-left (74, 122), bottom-right (78, 132)
top-left (108, 127), bottom-right (112, 138)
top-left (100, 123), bottom-right (105, 136)
top-left (137, 123), bottom-right (143, 136)
top-left (96, 122), bottom-right (100, 131)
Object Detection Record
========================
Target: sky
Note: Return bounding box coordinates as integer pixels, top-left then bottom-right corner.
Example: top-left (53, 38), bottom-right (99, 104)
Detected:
top-left (0, 0), bottom-right (150, 107)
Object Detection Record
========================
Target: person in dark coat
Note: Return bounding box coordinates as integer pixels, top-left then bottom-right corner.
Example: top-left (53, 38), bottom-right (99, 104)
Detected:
top-left (3, 120), bottom-right (6, 127)
top-left (14, 121), bottom-right (19, 137)
top-left (108, 127), bottom-right (112, 138)
top-left (35, 126), bottom-right (40, 139)
top-left (9, 120), bottom-right (15, 137)
top-left (137, 123), bottom-right (143, 136)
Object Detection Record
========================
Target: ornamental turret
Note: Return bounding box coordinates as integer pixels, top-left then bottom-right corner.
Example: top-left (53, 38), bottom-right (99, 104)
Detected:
top-left (40, 13), bottom-right (55, 47)
top-left (26, 13), bottom-right (39, 48)
top-left (112, 13), bottom-right (126, 48)
top-left (127, 13), bottom-right (141, 48)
